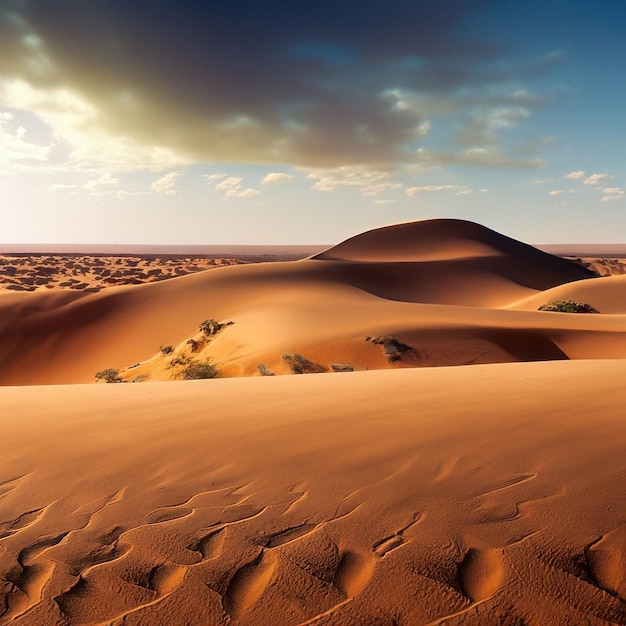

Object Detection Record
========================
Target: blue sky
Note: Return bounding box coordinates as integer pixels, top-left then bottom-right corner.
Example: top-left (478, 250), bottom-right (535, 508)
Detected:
top-left (0, 0), bottom-right (624, 245)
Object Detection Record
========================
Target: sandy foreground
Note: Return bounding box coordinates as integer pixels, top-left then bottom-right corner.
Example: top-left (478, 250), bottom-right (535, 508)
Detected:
top-left (0, 219), bottom-right (625, 624)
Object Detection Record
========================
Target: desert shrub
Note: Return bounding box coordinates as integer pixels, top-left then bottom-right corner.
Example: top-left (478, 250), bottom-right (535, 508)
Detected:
top-left (282, 353), bottom-right (327, 374)
top-left (257, 363), bottom-right (275, 376)
top-left (538, 300), bottom-right (599, 313)
top-left (182, 360), bottom-right (219, 380)
top-left (199, 319), bottom-right (233, 336)
top-left (170, 355), bottom-right (190, 367)
top-left (331, 363), bottom-right (355, 372)
top-left (160, 344), bottom-right (174, 354)
top-left (95, 368), bottom-right (121, 383)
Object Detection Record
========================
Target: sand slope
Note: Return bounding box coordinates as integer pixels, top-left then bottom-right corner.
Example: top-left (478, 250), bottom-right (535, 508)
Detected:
top-left (1, 219), bottom-right (625, 625)
top-left (0, 361), bottom-right (624, 625)
top-left (1, 218), bottom-right (616, 385)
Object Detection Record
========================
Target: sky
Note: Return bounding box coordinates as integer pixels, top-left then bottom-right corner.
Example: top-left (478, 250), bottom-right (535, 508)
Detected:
top-left (0, 0), bottom-right (625, 245)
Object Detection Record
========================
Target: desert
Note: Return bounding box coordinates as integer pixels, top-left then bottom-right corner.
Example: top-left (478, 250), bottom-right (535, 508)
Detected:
top-left (0, 218), bottom-right (624, 625)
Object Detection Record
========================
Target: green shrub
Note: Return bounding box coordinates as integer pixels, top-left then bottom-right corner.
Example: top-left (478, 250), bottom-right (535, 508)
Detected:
top-left (160, 344), bottom-right (174, 354)
top-left (182, 360), bottom-right (219, 380)
top-left (538, 300), bottom-right (599, 313)
top-left (95, 368), bottom-right (121, 383)
top-left (257, 363), bottom-right (275, 376)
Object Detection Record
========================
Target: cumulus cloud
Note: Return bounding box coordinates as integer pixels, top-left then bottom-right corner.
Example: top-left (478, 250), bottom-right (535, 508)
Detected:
top-left (307, 166), bottom-right (402, 196)
top-left (261, 172), bottom-right (294, 185)
top-left (82, 173), bottom-right (118, 193)
top-left (549, 189), bottom-right (576, 196)
top-left (415, 147), bottom-right (542, 168)
top-left (405, 185), bottom-right (472, 196)
top-left (0, 0), bottom-right (550, 171)
top-left (584, 172), bottom-right (612, 185)
top-left (214, 176), bottom-right (259, 198)
top-left (601, 187), bottom-right (624, 202)
top-left (565, 170), bottom-right (585, 180)
top-left (151, 171), bottom-right (180, 194)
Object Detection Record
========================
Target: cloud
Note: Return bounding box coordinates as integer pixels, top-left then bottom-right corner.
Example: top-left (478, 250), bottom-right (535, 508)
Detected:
top-left (549, 189), bottom-right (576, 196)
top-left (214, 175), bottom-right (259, 198)
top-left (601, 187), bottom-right (624, 202)
top-left (307, 166), bottom-right (402, 196)
top-left (82, 173), bottom-right (118, 193)
top-left (261, 172), bottom-right (294, 185)
top-left (415, 147), bottom-right (542, 168)
top-left (584, 173), bottom-right (612, 186)
top-left (0, 108), bottom-right (51, 167)
top-left (151, 171), bottom-right (180, 194)
top-left (0, 79), bottom-right (185, 173)
top-left (565, 170), bottom-right (585, 180)
top-left (0, 1), bottom-right (549, 170)
top-left (405, 184), bottom-right (472, 196)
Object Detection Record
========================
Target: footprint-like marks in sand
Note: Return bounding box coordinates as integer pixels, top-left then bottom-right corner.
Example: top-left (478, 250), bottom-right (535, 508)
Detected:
top-left (333, 550), bottom-right (377, 598)
top-left (457, 547), bottom-right (505, 602)
top-left (585, 527), bottom-right (626, 601)
top-left (222, 549), bottom-right (277, 621)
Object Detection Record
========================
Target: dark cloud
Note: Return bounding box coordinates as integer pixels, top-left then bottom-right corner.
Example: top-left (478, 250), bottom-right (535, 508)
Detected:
top-left (0, 0), bottom-right (531, 167)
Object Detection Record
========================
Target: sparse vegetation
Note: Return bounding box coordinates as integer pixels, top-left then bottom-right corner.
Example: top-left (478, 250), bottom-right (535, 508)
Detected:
top-left (160, 344), bottom-right (174, 355)
top-left (199, 319), bottom-right (233, 336)
top-left (282, 353), bottom-right (327, 374)
top-left (170, 355), bottom-right (190, 367)
top-left (331, 363), bottom-right (355, 372)
top-left (257, 363), bottom-right (275, 376)
top-left (95, 368), bottom-right (122, 383)
top-left (538, 300), bottom-right (599, 313)
top-left (182, 360), bottom-right (219, 380)
top-left (187, 338), bottom-right (201, 352)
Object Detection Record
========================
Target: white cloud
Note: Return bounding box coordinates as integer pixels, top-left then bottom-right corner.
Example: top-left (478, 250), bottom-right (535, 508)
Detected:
top-left (584, 172), bottom-right (612, 185)
top-left (214, 176), bottom-right (260, 198)
top-left (405, 184), bottom-right (472, 196)
top-left (549, 189), bottom-right (576, 196)
top-left (0, 79), bottom-right (186, 173)
top-left (151, 171), bottom-right (180, 194)
top-left (306, 166), bottom-right (402, 196)
top-left (261, 172), bottom-right (294, 185)
top-left (203, 173), bottom-right (228, 182)
top-left (415, 147), bottom-right (542, 168)
top-left (565, 170), bottom-right (585, 180)
top-left (216, 176), bottom-right (243, 196)
top-left (82, 173), bottom-right (119, 193)
top-left (0, 108), bottom-right (52, 166)
top-left (601, 187), bottom-right (624, 202)
top-left (237, 188), bottom-right (261, 198)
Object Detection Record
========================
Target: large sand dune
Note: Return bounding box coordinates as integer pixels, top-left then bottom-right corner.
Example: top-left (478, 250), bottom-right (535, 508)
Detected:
top-left (0, 219), bottom-right (624, 624)
top-left (1, 218), bottom-right (615, 385)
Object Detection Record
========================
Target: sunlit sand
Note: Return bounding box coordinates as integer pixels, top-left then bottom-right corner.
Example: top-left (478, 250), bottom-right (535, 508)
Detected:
top-left (0, 219), bottom-right (624, 625)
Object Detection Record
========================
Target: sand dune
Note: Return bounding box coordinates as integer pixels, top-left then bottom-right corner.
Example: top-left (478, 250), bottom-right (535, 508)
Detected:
top-left (1, 219), bottom-right (625, 624)
top-left (0, 219), bottom-right (608, 385)
top-left (0, 361), bottom-right (624, 625)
